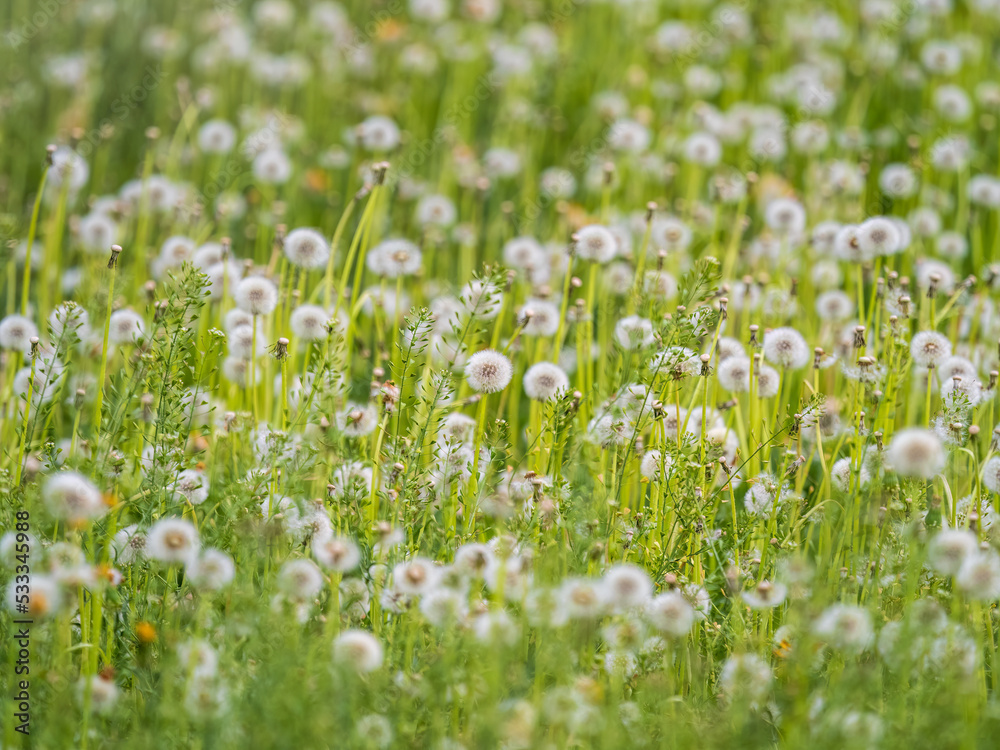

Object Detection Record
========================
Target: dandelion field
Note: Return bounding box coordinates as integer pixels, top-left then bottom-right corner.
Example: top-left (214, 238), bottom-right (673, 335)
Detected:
top-left (5, 0), bottom-right (1000, 747)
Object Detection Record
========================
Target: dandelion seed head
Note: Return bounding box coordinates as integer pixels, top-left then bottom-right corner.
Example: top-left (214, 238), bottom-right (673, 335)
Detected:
top-left (523, 361), bottom-right (569, 402)
top-left (646, 591), bottom-right (695, 637)
top-left (614, 315), bottom-right (655, 350)
top-left (189, 548), bottom-right (235, 591)
top-left (885, 428), bottom-right (945, 478)
top-left (755, 364), bottom-right (781, 398)
top-left (43, 471), bottom-right (105, 524)
top-left (561, 578), bottom-right (607, 620)
top-left (831, 457), bottom-right (870, 492)
top-left (640, 449), bottom-right (672, 482)
top-left (983, 455), bottom-right (1000, 494)
top-left (503, 236), bottom-right (547, 273)
top-left (77, 675), bottom-right (119, 715)
top-left (910, 331), bottom-right (952, 368)
top-left (234, 276), bottom-right (279, 316)
top-left (277, 558), bottom-right (324, 601)
top-left (956, 552), bottom-right (1000, 601)
top-left (601, 564), bottom-right (653, 612)
top-left (928, 528), bottom-right (978, 577)
top-left (764, 198), bottom-right (806, 235)
top-left (108, 309), bottom-right (145, 345)
top-left (252, 148), bottom-right (292, 184)
top-left (465, 349), bottom-right (513, 393)
top-left (367, 238), bottom-right (422, 278)
top-left (683, 131), bottom-right (721, 166)
top-left (575, 225), bottom-right (617, 263)
top-left (763, 327), bottom-right (810, 369)
top-left (651, 216), bottom-right (693, 253)
top-left (198, 119), bottom-right (237, 154)
top-left (146, 517), bottom-right (200, 565)
top-left (174, 468), bottom-right (209, 505)
top-left (313, 536), bottom-right (361, 572)
top-left (393, 557), bottom-right (439, 596)
top-left (337, 402), bottom-right (378, 437)
top-left (78, 212), bottom-right (118, 252)
top-left (283, 228), bottom-right (330, 269)
top-left (815, 290), bottom-right (854, 322)
top-left (717, 356), bottom-right (751, 392)
top-left (743, 580), bottom-right (788, 609)
top-left (916, 259), bottom-right (955, 295)
top-left (290, 304), bottom-right (332, 341)
top-left (857, 216), bottom-right (901, 256)
top-left (0, 315), bottom-right (39, 352)
top-left (813, 603), bottom-right (874, 653)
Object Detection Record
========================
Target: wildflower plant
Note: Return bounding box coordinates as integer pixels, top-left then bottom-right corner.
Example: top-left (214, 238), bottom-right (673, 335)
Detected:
top-left (5, 1), bottom-right (1000, 748)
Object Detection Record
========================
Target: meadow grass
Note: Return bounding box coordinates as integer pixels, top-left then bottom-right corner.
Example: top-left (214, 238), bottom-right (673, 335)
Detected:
top-left (3, 0), bottom-right (1000, 748)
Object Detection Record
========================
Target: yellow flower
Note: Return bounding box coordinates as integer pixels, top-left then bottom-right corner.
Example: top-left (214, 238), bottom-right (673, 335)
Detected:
top-left (136, 621), bottom-right (157, 644)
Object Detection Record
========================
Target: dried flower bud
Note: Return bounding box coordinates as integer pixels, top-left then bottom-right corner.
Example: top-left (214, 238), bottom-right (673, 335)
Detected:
top-left (108, 244), bottom-right (122, 270)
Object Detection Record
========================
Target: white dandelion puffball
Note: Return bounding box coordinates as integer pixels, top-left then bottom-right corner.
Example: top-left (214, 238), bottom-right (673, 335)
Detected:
top-left (683, 131), bottom-right (721, 166)
top-left (927, 528), bottom-right (978, 577)
top-left (235, 276), bottom-right (279, 316)
top-left (415, 194), bottom-right (457, 227)
top-left (49, 301), bottom-right (90, 340)
top-left (575, 224), bottom-right (617, 263)
top-left (367, 238), bottom-right (422, 278)
top-left (719, 653), bottom-right (773, 704)
top-left (198, 119), bottom-right (237, 154)
top-left (278, 558), bottom-right (324, 600)
top-left (334, 630), bottom-right (384, 673)
top-left (392, 557), bottom-right (439, 596)
top-left (189, 549), bottom-right (236, 591)
top-left (146, 517), bottom-right (200, 565)
top-left (857, 216), bottom-right (901, 256)
top-left (640, 449), bottom-right (673, 481)
top-left (602, 564), bottom-right (653, 611)
top-left (108, 309), bottom-right (145, 345)
top-left (523, 362), bottom-right (569, 402)
top-left (518, 299), bottom-right (560, 337)
top-left (357, 115), bottom-right (401, 151)
top-left (614, 315), bottom-right (655, 350)
top-left (43, 471), bottom-right (105, 524)
top-left (764, 198), bottom-right (806, 235)
top-left (743, 581), bottom-right (787, 610)
top-left (252, 148), bottom-right (292, 184)
top-left (290, 304), bottom-right (332, 341)
top-left (646, 591), bottom-right (695, 637)
top-left (173, 469), bottom-right (210, 505)
top-left (465, 349), bottom-right (513, 393)
top-left (762, 327), bottom-right (809, 369)
top-left (0, 315), bottom-right (38, 352)
top-left (337, 402), bottom-right (378, 437)
top-left (813, 603), bottom-right (874, 654)
top-left (313, 536), bottom-right (361, 572)
top-left (78, 212), bottom-right (118, 253)
top-left (50, 146), bottom-right (89, 192)
top-left (956, 552), bottom-right (1000, 601)
top-left (885, 428), bottom-right (945, 479)
top-left (755, 364), bottom-right (780, 398)
top-left (910, 331), bottom-right (951, 368)
top-left (503, 236), bottom-right (547, 273)
top-left (982, 455), bottom-right (1000, 494)
top-left (460, 279), bottom-right (503, 320)
top-left (717, 356), bottom-right (751, 393)
top-left (283, 228), bottom-right (330, 269)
